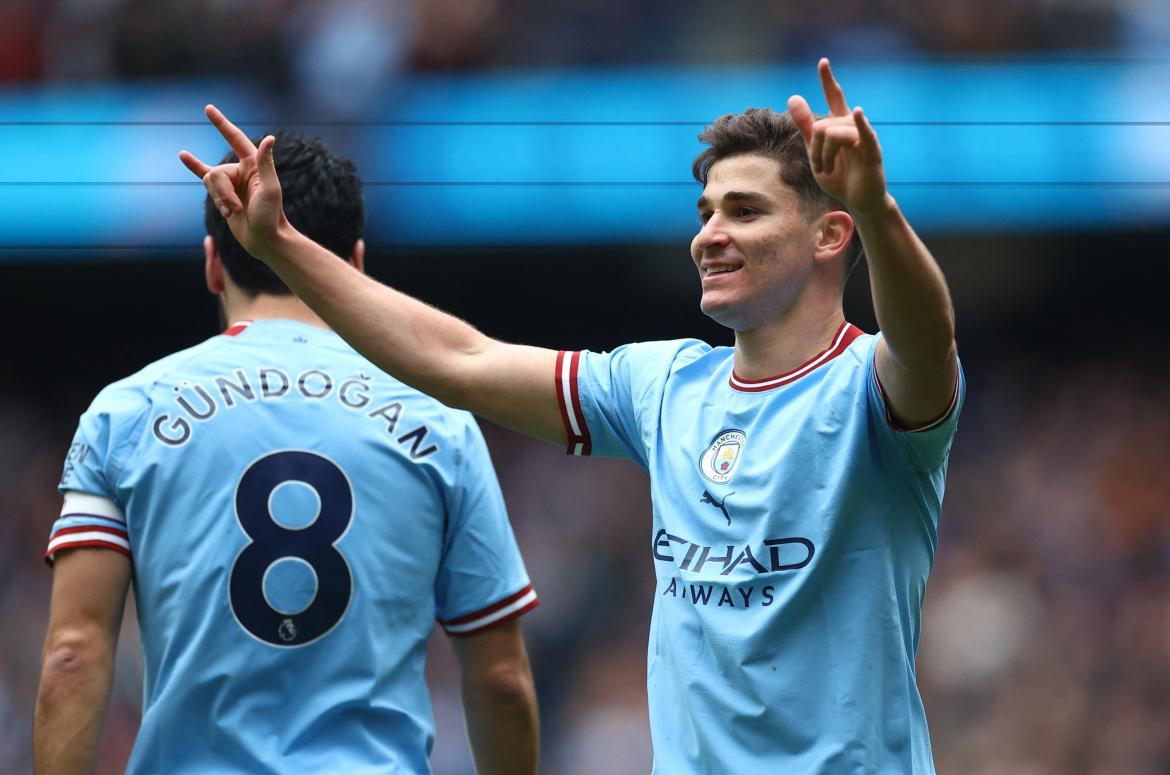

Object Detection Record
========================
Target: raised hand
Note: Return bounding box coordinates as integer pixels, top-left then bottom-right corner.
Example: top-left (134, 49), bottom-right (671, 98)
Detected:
top-left (787, 59), bottom-right (888, 216)
top-left (178, 106), bottom-right (288, 258)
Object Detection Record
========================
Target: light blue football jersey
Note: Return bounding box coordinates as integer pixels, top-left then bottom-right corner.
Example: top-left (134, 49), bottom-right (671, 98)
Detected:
top-left (48, 319), bottom-right (537, 774)
top-left (555, 323), bottom-right (964, 774)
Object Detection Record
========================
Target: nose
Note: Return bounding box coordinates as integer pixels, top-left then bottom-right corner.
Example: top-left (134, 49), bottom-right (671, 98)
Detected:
top-left (694, 212), bottom-right (732, 254)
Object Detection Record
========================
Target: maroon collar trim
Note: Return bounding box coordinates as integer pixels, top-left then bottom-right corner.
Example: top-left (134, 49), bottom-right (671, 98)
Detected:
top-left (222, 320), bottom-right (254, 337)
top-left (730, 322), bottom-right (863, 393)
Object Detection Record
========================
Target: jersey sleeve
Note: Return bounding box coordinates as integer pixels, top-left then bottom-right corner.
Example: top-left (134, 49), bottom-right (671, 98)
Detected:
top-left (46, 385), bottom-right (149, 564)
top-left (435, 417), bottom-right (537, 637)
top-left (864, 333), bottom-right (967, 472)
top-left (555, 341), bottom-right (687, 465)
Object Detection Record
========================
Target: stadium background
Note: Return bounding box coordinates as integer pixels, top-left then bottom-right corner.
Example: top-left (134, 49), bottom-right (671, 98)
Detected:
top-left (2, 1), bottom-right (1168, 772)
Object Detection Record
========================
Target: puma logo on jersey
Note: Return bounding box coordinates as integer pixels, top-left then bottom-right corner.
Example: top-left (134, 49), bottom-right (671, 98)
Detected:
top-left (700, 490), bottom-right (734, 525)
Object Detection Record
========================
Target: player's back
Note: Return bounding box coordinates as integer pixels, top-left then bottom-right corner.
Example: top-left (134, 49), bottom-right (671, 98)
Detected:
top-left (52, 319), bottom-right (531, 773)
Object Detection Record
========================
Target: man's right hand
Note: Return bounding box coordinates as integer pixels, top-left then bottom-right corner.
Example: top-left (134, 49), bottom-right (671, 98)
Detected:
top-left (179, 105), bottom-right (290, 259)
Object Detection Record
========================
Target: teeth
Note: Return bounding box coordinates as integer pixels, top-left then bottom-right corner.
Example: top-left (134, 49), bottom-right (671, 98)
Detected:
top-left (706, 267), bottom-right (735, 276)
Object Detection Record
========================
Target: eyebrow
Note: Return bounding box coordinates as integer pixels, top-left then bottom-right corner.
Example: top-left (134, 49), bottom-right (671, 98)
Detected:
top-left (696, 190), bottom-right (771, 210)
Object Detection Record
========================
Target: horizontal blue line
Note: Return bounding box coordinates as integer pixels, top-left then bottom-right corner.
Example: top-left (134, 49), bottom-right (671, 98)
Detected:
top-left (0, 245), bottom-right (200, 250)
top-left (2, 181), bottom-right (1169, 188)
top-left (0, 120), bottom-right (1167, 127)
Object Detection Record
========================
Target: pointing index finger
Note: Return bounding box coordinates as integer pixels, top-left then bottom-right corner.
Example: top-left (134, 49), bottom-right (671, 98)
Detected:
top-left (204, 104), bottom-right (257, 160)
top-left (178, 149), bottom-right (213, 179)
top-left (786, 94), bottom-right (815, 146)
top-left (818, 58), bottom-right (850, 117)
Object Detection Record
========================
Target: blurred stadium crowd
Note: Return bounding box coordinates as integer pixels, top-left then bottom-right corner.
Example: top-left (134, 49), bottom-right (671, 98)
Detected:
top-left (3, 0), bottom-right (1170, 109)
top-left (2, 1), bottom-right (1169, 774)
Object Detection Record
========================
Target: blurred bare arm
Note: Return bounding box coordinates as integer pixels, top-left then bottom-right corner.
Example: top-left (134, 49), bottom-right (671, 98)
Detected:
top-left (264, 229), bottom-right (563, 442)
top-left (34, 548), bottom-right (131, 775)
top-left (450, 620), bottom-right (540, 775)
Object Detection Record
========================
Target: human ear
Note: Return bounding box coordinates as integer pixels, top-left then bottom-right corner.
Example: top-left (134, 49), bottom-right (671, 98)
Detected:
top-left (813, 211), bottom-right (853, 263)
top-left (204, 235), bottom-right (226, 294)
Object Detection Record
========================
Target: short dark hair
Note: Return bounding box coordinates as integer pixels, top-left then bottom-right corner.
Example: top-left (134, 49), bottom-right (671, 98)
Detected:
top-left (205, 131), bottom-right (364, 296)
top-left (692, 108), bottom-right (863, 285)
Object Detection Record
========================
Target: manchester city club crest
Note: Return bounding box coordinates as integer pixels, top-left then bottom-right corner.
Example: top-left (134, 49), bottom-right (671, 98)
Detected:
top-left (699, 429), bottom-right (746, 483)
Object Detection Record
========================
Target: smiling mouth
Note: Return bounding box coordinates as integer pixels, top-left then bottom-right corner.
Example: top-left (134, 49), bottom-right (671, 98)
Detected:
top-left (703, 266), bottom-right (741, 278)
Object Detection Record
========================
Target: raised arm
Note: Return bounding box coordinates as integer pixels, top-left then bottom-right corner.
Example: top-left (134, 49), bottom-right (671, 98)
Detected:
top-left (179, 107), bottom-right (566, 445)
top-left (450, 620), bottom-right (540, 774)
top-left (788, 60), bottom-right (958, 427)
top-left (35, 548), bottom-right (132, 775)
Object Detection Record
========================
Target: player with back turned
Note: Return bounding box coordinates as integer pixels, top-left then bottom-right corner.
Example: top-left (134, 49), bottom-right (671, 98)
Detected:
top-left (184, 59), bottom-right (964, 772)
top-left (34, 133), bottom-right (540, 774)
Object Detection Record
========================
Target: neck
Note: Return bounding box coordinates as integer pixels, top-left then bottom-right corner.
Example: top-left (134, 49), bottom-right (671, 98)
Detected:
top-left (732, 296), bottom-right (846, 380)
top-left (223, 292), bottom-right (332, 330)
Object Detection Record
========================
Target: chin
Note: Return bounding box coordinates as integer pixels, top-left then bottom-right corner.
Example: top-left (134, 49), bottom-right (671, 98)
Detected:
top-left (699, 296), bottom-right (742, 329)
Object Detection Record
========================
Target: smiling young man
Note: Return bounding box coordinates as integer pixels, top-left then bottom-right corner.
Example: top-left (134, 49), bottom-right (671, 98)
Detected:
top-left (181, 59), bottom-right (963, 773)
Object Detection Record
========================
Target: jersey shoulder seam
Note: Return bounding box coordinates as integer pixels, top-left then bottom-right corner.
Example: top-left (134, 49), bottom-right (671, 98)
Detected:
top-left (632, 338), bottom-right (711, 406)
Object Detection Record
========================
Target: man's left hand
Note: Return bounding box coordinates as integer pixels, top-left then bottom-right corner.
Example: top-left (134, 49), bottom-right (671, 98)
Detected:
top-left (788, 59), bottom-right (889, 216)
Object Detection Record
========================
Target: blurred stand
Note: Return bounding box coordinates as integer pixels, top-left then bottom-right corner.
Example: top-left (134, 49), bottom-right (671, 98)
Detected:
top-left (0, 0), bottom-right (1149, 89)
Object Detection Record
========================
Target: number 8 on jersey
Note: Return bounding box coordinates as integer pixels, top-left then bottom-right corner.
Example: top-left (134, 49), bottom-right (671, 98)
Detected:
top-left (229, 450), bottom-right (354, 647)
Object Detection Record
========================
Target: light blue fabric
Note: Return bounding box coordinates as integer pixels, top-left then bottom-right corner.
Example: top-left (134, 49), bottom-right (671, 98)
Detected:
top-left (574, 328), bottom-right (964, 774)
top-left (52, 319), bottom-right (531, 774)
